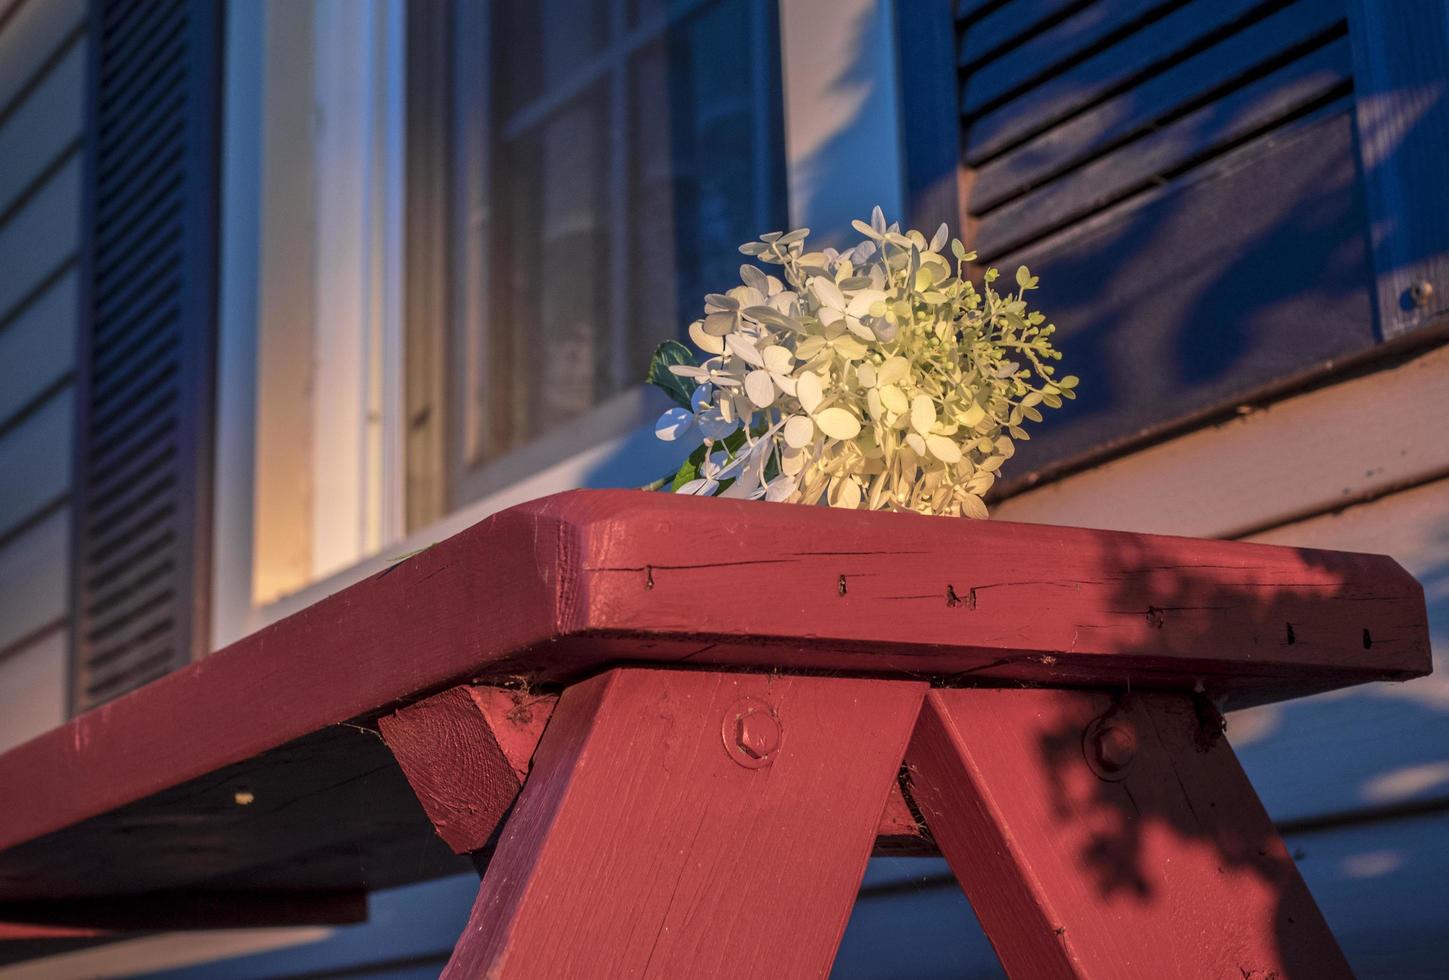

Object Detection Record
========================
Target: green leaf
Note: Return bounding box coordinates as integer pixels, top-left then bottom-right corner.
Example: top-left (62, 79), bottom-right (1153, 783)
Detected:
top-left (646, 340), bottom-right (698, 408)
top-left (671, 443), bottom-right (708, 491)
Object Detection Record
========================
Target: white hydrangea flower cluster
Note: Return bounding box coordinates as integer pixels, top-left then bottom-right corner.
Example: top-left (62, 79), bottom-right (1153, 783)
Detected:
top-left (647, 208), bottom-right (1076, 517)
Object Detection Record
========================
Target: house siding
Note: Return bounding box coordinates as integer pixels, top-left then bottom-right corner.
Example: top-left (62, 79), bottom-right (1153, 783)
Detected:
top-left (0, 0), bottom-right (88, 749)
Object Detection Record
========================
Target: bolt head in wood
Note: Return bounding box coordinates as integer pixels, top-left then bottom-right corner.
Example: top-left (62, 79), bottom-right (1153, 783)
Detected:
top-left (723, 698), bottom-right (782, 769)
top-left (1409, 280), bottom-right (1435, 309)
top-left (1082, 715), bottom-right (1136, 781)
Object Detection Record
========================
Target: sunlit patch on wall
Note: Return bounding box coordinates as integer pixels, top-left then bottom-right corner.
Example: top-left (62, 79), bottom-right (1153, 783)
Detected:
top-left (1339, 849), bottom-right (1404, 880)
top-left (1360, 760), bottom-right (1449, 804)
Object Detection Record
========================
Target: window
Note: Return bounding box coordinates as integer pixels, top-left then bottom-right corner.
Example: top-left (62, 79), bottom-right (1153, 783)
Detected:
top-left (431, 0), bottom-right (787, 513)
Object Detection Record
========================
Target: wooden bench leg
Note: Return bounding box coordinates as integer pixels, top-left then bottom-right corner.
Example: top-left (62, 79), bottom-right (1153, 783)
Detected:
top-left (905, 688), bottom-right (1351, 980)
top-left (442, 668), bottom-right (924, 978)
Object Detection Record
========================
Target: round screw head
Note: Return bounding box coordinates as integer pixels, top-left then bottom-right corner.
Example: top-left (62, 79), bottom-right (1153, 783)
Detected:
top-left (722, 697), bottom-right (782, 769)
top-left (737, 710), bottom-right (781, 760)
top-left (1409, 280), bottom-right (1435, 309)
top-left (1092, 726), bottom-right (1135, 772)
top-left (1082, 715), bottom-right (1136, 781)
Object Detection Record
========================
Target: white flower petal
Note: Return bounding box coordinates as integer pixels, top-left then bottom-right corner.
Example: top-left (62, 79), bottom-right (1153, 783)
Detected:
top-left (797, 371), bottom-right (823, 413)
top-left (844, 315), bottom-right (874, 341)
top-left (845, 289), bottom-right (886, 317)
top-left (911, 395), bottom-right (936, 435)
top-left (879, 385), bottom-right (909, 415)
top-left (726, 333), bottom-right (765, 367)
top-left (654, 407), bottom-right (696, 441)
top-left (905, 432), bottom-right (927, 455)
top-left (784, 414), bottom-right (816, 449)
top-left (688, 319), bottom-right (726, 355)
top-left (761, 344), bottom-right (793, 374)
top-left (878, 357), bottom-right (909, 386)
top-left (811, 276), bottom-right (846, 311)
top-left (814, 407), bottom-right (862, 440)
top-left (926, 434), bottom-right (962, 463)
top-left (764, 475), bottom-right (798, 501)
top-left (744, 369), bottom-right (775, 407)
top-left (676, 478), bottom-right (718, 496)
top-left (831, 478), bottom-right (862, 509)
top-left (702, 311), bottom-right (736, 336)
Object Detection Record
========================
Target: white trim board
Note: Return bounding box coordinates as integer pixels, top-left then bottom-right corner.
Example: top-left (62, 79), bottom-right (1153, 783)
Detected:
top-left (993, 342), bottom-right (1449, 539)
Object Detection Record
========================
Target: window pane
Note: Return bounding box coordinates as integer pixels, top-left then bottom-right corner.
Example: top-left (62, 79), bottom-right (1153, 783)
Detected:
top-left (492, 90), bottom-right (612, 452)
top-left (496, 0), bottom-right (609, 114)
top-left (445, 0), bottom-right (783, 493)
top-left (628, 0), bottom-right (782, 368)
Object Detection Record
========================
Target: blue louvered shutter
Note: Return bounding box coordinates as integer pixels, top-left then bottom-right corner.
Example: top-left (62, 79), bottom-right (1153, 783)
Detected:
top-left (944, 0), bottom-right (1378, 481)
top-left (70, 0), bottom-right (221, 711)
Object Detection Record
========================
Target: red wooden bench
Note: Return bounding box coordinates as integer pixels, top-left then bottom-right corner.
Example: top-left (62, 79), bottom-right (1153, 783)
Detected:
top-left (0, 490), bottom-right (1431, 977)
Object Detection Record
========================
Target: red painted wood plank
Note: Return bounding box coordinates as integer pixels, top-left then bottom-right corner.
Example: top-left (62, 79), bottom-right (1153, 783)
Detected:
top-left (381, 683), bottom-right (936, 857)
top-left (379, 686), bottom-right (557, 853)
top-left (0, 491), bottom-right (1427, 866)
top-left (905, 688), bottom-right (1351, 979)
top-left (0, 924), bottom-right (102, 940)
top-left (444, 668), bottom-right (926, 978)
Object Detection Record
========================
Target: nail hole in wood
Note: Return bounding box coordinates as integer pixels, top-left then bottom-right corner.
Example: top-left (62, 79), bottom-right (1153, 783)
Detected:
top-left (645, 566), bottom-right (654, 590)
top-left (946, 584), bottom-right (962, 607)
top-left (1285, 622), bottom-right (1296, 645)
top-left (1362, 628), bottom-right (1373, 649)
top-left (1146, 606), bottom-right (1165, 629)
top-left (837, 575), bottom-right (847, 597)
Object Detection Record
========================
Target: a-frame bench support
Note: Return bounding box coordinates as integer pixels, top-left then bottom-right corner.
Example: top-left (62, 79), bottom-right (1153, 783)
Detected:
top-left (382, 672), bottom-right (1352, 978)
top-left (905, 688), bottom-right (1353, 979)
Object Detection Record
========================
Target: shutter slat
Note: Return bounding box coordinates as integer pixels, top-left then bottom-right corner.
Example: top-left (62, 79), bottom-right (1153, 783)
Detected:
top-left (972, 0), bottom-right (1345, 210)
top-left (957, 0), bottom-right (1085, 72)
top-left (959, 0), bottom-right (1184, 119)
top-left (963, 0), bottom-right (1282, 165)
top-left (73, 0), bottom-right (217, 713)
top-left (974, 37), bottom-right (1351, 259)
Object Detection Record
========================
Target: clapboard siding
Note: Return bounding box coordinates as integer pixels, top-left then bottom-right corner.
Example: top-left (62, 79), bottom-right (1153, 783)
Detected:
top-left (0, 37), bottom-right (84, 216)
top-left (835, 808), bottom-right (1449, 977)
top-left (0, 0), bottom-right (90, 756)
top-left (0, 0), bottom-right (85, 113)
top-left (0, 631), bottom-right (66, 755)
top-left (1227, 477), bottom-right (1449, 823)
top-left (0, 271), bottom-right (78, 425)
top-left (0, 155), bottom-right (82, 321)
top-left (0, 510), bottom-right (69, 657)
top-left (0, 388), bottom-right (72, 539)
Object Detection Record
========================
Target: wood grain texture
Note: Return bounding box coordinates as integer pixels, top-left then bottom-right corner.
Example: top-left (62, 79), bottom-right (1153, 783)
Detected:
top-left (0, 490), bottom-right (1429, 864)
top-left (378, 685), bottom-right (557, 853)
top-left (1345, 0), bottom-right (1449, 337)
top-left (906, 688), bottom-right (1351, 979)
top-left (444, 669), bottom-right (926, 979)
